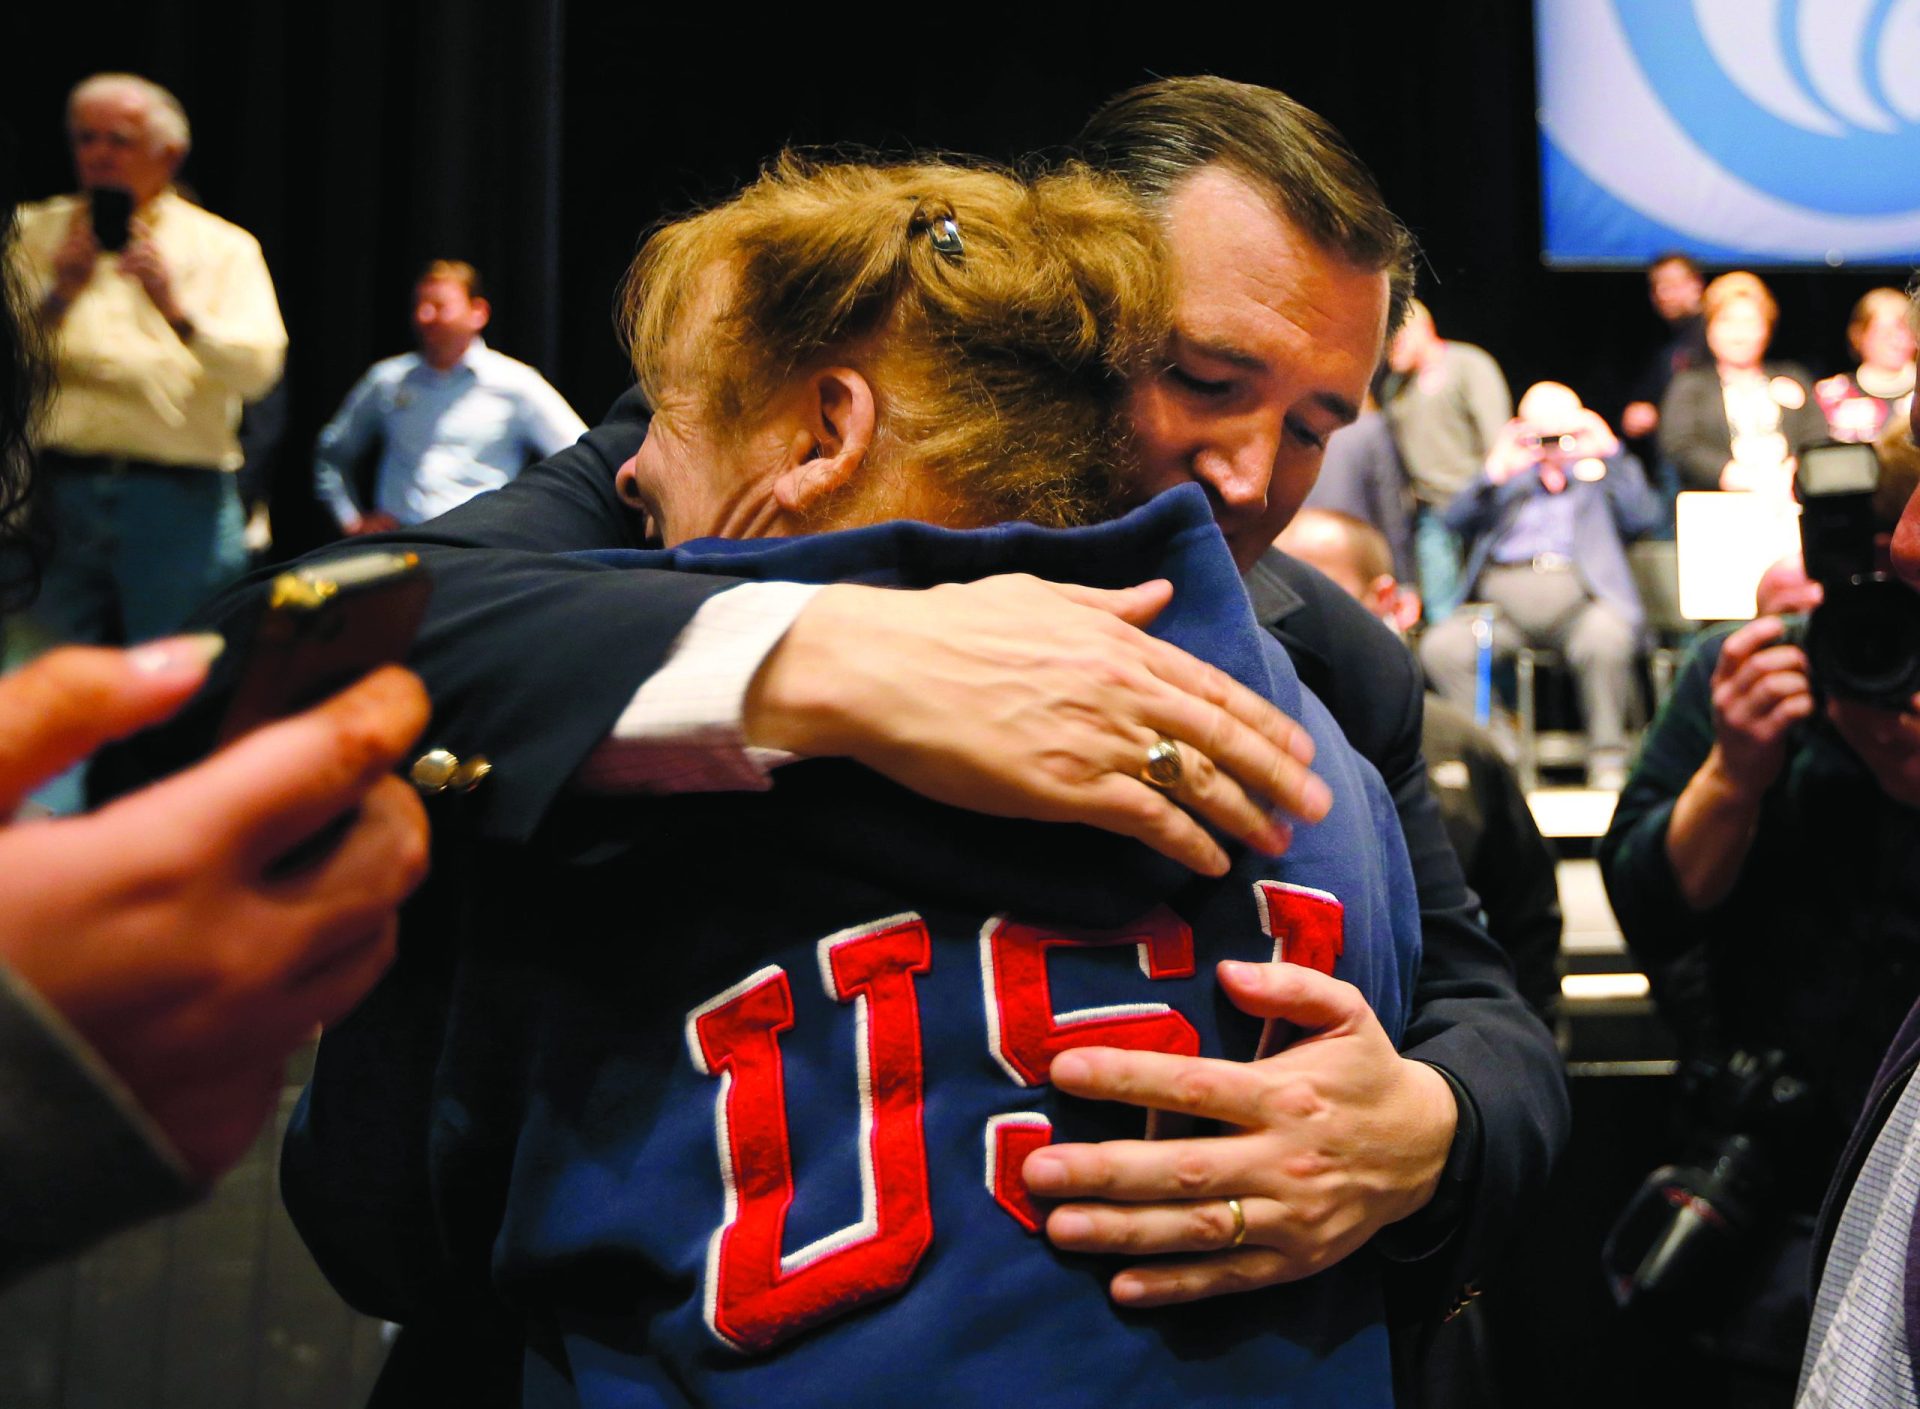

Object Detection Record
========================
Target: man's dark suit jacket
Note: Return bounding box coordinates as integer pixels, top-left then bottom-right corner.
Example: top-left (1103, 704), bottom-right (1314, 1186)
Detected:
top-left (183, 389), bottom-right (1567, 1337)
top-left (1658, 361), bottom-right (1828, 493)
top-left (1241, 552), bottom-right (1567, 1308)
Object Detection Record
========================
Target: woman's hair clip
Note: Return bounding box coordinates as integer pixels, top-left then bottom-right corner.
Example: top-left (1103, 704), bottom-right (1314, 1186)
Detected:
top-left (908, 199), bottom-right (965, 262)
top-left (928, 216), bottom-right (964, 260)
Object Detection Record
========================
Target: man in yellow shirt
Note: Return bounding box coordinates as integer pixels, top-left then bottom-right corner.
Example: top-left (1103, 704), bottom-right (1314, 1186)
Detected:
top-left (9, 72), bottom-right (285, 675)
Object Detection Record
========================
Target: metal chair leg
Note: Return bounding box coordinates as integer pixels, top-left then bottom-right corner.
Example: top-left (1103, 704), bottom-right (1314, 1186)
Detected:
top-left (1517, 649), bottom-right (1538, 792)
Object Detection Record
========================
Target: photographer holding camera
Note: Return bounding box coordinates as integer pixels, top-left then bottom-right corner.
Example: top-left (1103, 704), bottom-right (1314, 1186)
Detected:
top-left (1420, 381), bottom-right (1660, 789)
top-left (1599, 419), bottom-right (1920, 1403)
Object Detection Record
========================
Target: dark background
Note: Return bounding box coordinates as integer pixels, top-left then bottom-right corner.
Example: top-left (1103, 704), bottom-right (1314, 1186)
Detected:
top-left (5, 1), bottom-right (1910, 554)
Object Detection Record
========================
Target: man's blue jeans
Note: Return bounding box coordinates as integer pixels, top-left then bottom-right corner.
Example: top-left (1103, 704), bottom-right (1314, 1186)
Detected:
top-left (3, 459), bottom-right (247, 812)
top-left (1414, 505), bottom-right (1465, 623)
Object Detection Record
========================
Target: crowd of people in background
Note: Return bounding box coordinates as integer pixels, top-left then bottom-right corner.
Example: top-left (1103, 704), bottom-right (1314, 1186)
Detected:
top-left (20, 73), bottom-right (1920, 814)
top-left (4, 74), bottom-right (586, 750)
top-left (1311, 251), bottom-right (1919, 793)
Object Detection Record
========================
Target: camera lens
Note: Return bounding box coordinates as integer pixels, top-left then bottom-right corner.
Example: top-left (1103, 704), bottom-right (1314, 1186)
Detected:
top-left (1809, 576), bottom-right (1920, 705)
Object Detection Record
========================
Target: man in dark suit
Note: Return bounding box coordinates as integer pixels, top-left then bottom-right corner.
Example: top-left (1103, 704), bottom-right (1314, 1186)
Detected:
top-left (1277, 507), bottom-right (1564, 1029)
top-left (1421, 381), bottom-right (1661, 789)
top-left (180, 76), bottom-right (1566, 1366)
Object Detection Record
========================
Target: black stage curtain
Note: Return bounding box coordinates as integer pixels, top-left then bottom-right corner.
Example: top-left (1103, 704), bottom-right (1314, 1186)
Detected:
top-left (8, 3), bottom-right (1903, 555)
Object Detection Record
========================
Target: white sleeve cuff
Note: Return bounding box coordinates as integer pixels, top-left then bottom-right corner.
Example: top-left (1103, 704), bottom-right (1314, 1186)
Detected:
top-left (574, 580), bottom-right (824, 794)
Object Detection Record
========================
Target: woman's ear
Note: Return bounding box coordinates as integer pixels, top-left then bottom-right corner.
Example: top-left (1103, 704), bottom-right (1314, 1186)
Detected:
top-left (614, 453), bottom-right (646, 511)
top-left (773, 367), bottom-right (875, 517)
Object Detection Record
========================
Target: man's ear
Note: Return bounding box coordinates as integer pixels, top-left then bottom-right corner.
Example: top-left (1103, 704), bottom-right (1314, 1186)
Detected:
top-left (469, 297), bottom-right (492, 333)
top-left (772, 367), bottom-right (875, 517)
top-left (1367, 576), bottom-right (1422, 633)
top-left (1392, 585), bottom-right (1424, 634)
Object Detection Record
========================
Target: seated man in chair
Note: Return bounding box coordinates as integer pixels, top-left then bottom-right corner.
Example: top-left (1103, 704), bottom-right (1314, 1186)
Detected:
top-left (1419, 382), bottom-right (1660, 790)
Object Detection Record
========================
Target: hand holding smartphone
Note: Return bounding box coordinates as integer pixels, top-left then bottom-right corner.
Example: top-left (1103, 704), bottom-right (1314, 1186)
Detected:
top-left (213, 550), bottom-right (433, 877)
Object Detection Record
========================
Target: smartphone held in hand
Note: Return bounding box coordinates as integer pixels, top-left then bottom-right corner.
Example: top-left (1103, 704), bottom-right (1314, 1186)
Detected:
top-left (216, 550), bottom-right (432, 746)
top-left (88, 187), bottom-right (132, 252)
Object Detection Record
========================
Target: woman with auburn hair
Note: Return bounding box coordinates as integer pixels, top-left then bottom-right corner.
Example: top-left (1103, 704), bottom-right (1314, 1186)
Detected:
top-left (612, 155), bottom-right (1165, 539)
top-left (1816, 286), bottom-right (1917, 443)
top-left (284, 154), bottom-right (1422, 1407)
top-left (1660, 270), bottom-right (1827, 497)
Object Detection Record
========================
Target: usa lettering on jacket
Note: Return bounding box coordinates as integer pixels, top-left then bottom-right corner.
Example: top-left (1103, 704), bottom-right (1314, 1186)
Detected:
top-left (688, 884), bottom-right (1343, 1353)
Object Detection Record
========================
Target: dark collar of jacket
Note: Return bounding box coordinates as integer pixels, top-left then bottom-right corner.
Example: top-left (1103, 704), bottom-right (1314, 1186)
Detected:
top-left (1244, 547), bottom-right (1381, 703)
top-left (1245, 550), bottom-right (1327, 681)
top-left (1243, 548), bottom-right (1425, 770)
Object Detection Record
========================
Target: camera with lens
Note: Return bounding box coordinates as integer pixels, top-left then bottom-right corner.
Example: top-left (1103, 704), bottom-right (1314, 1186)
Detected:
top-left (1520, 431), bottom-right (1579, 454)
top-left (1789, 440), bottom-right (1920, 709)
top-left (1602, 1049), bottom-right (1815, 1319)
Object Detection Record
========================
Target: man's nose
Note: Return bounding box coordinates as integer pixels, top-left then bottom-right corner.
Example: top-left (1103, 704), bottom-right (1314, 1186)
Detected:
top-left (1192, 435), bottom-right (1275, 512)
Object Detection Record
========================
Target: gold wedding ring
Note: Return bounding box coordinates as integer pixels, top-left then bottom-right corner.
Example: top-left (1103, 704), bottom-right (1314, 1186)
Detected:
top-left (1226, 1196), bottom-right (1247, 1248)
top-left (1141, 737), bottom-right (1184, 793)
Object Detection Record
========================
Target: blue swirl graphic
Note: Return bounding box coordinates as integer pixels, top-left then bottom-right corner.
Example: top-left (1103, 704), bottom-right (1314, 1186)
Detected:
top-left (1615, 0), bottom-right (1920, 217)
top-left (1541, 136), bottom-right (1756, 265)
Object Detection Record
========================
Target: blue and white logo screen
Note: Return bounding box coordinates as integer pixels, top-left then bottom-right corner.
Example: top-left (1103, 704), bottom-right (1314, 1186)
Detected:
top-left (1538, 0), bottom-right (1920, 266)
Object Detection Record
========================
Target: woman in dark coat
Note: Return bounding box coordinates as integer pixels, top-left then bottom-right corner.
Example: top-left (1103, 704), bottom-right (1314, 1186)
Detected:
top-left (1659, 271), bottom-right (1827, 497)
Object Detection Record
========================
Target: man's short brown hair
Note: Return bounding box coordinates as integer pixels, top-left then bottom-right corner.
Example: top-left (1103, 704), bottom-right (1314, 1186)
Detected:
top-left (417, 260), bottom-right (484, 301)
top-left (1649, 251), bottom-right (1703, 282)
top-left (1076, 75), bottom-right (1418, 341)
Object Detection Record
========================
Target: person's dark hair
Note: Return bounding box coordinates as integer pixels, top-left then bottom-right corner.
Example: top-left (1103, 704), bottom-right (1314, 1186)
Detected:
top-left (1649, 250), bottom-right (1704, 282)
top-left (0, 133), bottom-right (46, 611)
top-left (1076, 75), bottom-right (1418, 341)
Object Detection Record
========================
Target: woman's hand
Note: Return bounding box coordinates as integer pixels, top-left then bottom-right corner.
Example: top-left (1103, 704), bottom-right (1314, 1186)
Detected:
top-left (1021, 960), bottom-right (1458, 1305)
top-left (0, 642), bottom-right (431, 1181)
top-left (745, 575), bottom-right (1329, 877)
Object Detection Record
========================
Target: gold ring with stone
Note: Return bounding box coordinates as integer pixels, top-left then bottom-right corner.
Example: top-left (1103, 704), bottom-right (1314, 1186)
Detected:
top-left (1226, 1196), bottom-right (1247, 1248)
top-left (1141, 737), bottom-right (1184, 793)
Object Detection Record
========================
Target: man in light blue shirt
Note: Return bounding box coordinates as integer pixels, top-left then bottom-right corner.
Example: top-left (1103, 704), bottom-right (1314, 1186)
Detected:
top-left (313, 261), bottom-right (586, 533)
